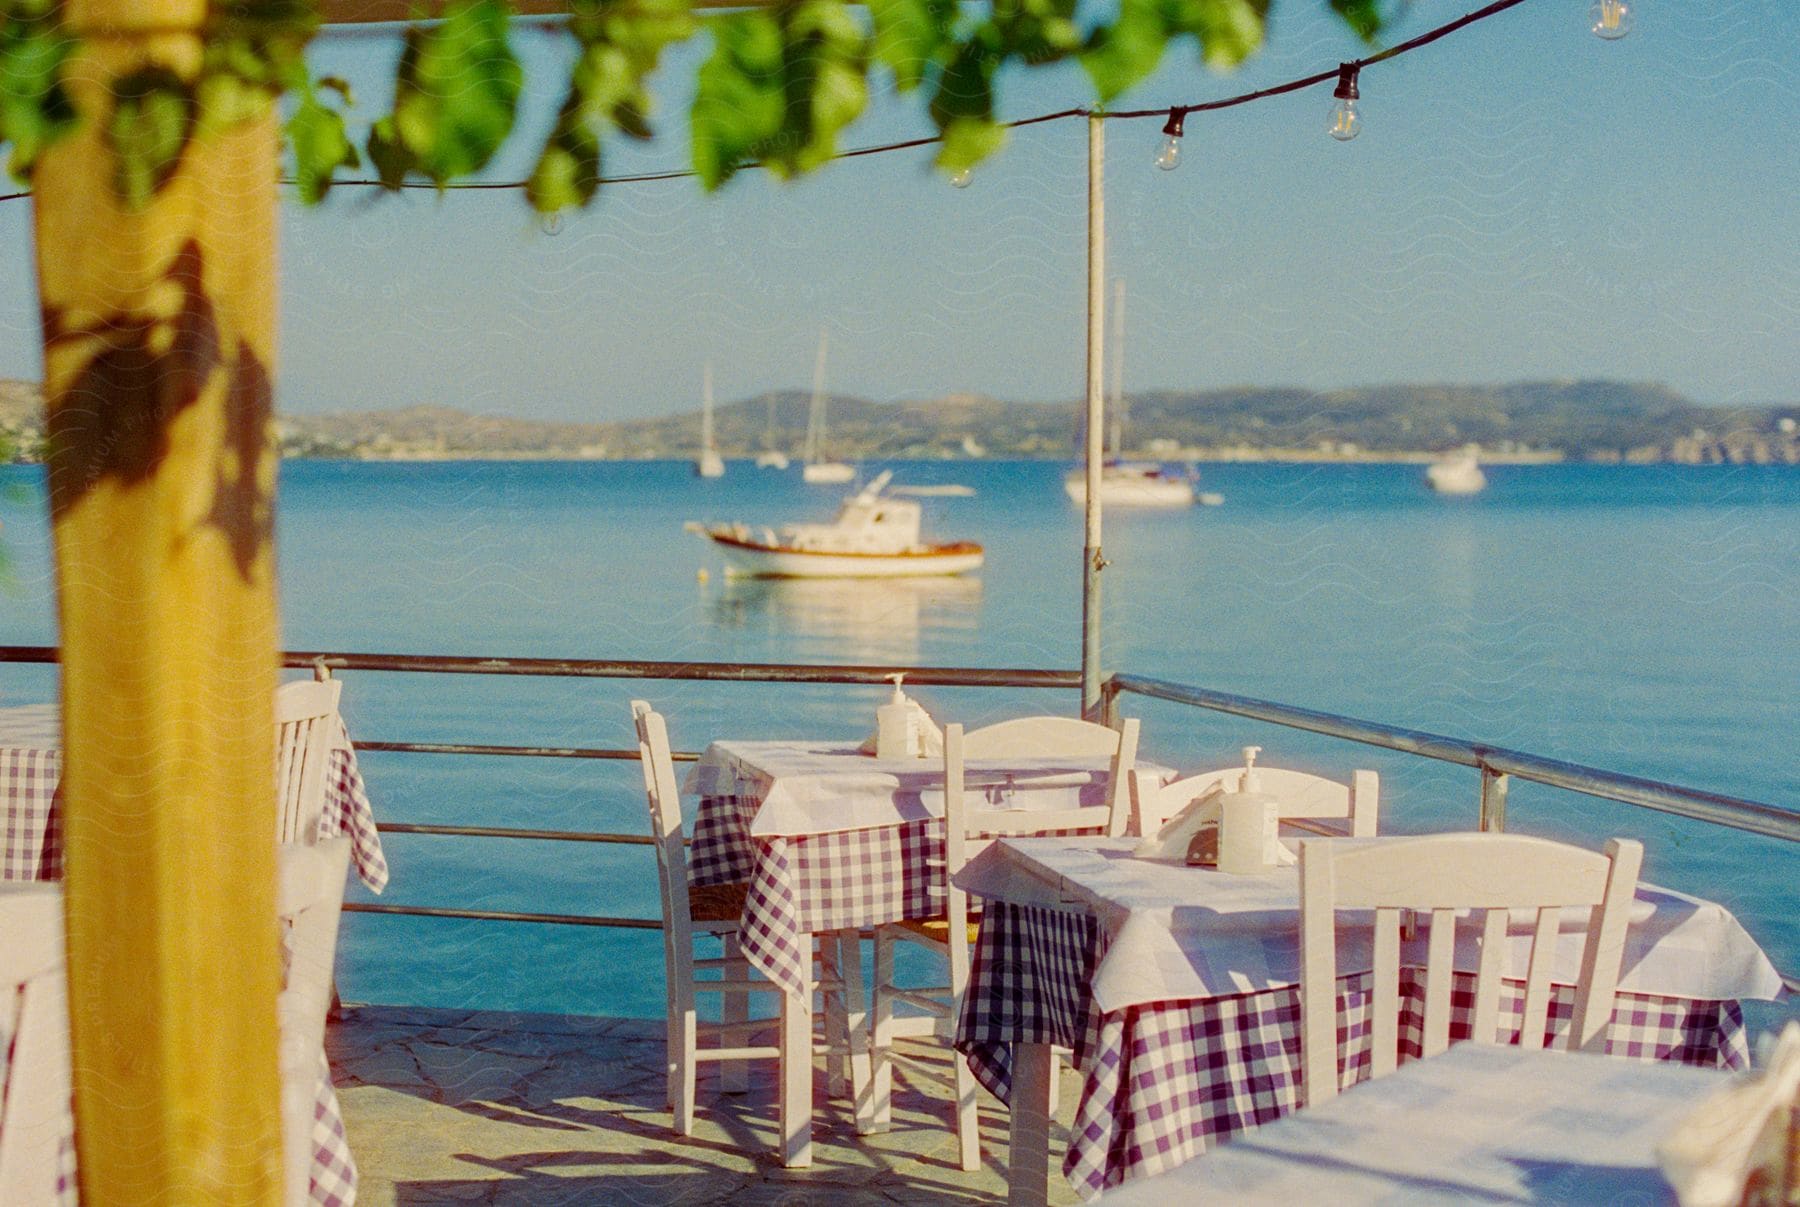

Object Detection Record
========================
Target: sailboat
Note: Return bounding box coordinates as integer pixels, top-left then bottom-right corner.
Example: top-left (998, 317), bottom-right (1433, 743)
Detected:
top-left (693, 363), bottom-right (725, 479)
top-left (1063, 280), bottom-right (1205, 508)
top-left (801, 329), bottom-right (855, 485)
top-left (755, 393), bottom-right (789, 470)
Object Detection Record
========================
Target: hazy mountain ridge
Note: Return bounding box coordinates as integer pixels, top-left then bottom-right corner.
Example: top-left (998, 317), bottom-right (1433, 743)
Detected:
top-left (2, 379), bottom-right (1795, 464)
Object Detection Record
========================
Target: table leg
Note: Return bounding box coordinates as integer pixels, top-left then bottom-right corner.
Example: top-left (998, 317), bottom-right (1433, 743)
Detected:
top-left (780, 941), bottom-right (814, 1169)
top-left (1007, 1040), bottom-right (1054, 1207)
top-left (832, 930), bottom-right (876, 1133)
top-left (869, 930), bottom-right (894, 1131)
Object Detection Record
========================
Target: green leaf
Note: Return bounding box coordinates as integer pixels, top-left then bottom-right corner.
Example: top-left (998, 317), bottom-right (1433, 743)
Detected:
top-left (375, 0), bottom-right (523, 186)
top-left (0, 16), bottom-right (78, 182)
top-left (1080, 0), bottom-right (1168, 101)
top-left (870, 0), bottom-right (959, 92)
top-left (365, 116), bottom-right (415, 190)
top-left (287, 82), bottom-right (360, 205)
top-left (936, 114), bottom-right (1005, 174)
top-left (107, 67), bottom-right (196, 210)
top-left (1330, 0), bottom-right (1389, 42)
top-left (688, 11), bottom-right (788, 188)
top-left (1163, 0), bottom-right (1269, 69)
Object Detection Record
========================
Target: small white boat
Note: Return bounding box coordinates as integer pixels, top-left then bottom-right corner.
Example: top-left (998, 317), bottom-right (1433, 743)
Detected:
top-left (755, 393), bottom-right (789, 469)
top-left (688, 470), bottom-right (982, 579)
top-left (1064, 462), bottom-right (1198, 507)
top-left (694, 364), bottom-right (724, 479)
top-left (1427, 449), bottom-right (1487, 495)
top-left (1065, 281), bottom-right (1210, 509)
top-left (801, 329), bottom-right (855, 485)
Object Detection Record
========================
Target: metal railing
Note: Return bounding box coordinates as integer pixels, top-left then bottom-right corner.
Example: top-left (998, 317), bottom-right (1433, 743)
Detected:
top-left (5, 644), bottom-right (1796, 992)
top-left (1101, 673), bottom-right (1800, 844)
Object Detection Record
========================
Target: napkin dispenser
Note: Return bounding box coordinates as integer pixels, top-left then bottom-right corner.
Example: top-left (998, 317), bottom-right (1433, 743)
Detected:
top-left (862, 674), bottom-right (944, 760)
top-left (1135, 746), bottom-right (1292, 873)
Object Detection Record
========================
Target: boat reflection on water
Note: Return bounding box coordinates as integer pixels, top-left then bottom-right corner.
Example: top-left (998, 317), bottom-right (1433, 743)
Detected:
top-left (708, 575), bottom-right (983, 662)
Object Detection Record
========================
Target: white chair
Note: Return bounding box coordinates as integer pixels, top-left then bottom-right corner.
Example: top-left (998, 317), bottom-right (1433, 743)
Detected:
top-left (870, 714), bottom-right (1140, 1171)
top-left (277, 837), bottom-right (351, 1207)
top-left (1136, 760), bottom-right (1378, 838)
top-left (630, 701), bottom-right (864, 1147)
top-left (1297, 832), bottom-right (1643, 1109)
top-left (0, 882), bottom-right (71, 1206)
top-left (275, 679), bottom-right (345, 845)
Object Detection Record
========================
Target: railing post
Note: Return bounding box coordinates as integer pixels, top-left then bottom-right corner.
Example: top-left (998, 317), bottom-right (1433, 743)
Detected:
top-left (1099, 676), bottom-right (1120, 729)
top-left (1080, 113), bottom-right (1106, 722)
top-left (1479, 766), bottom-right (1510, 832)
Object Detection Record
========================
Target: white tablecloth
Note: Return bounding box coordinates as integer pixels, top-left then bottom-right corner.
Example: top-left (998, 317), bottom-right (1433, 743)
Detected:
top-left (686, 740), bottom-right (1170, 837)
top-left (1094, 1042), bottom-right (1730, 1204)
top-left (956, 837), bottom-right (1785, 1014)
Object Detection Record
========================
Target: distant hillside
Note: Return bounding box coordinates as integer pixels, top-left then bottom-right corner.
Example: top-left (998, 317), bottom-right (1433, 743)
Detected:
top-left (2, 378), bottom-right (1795, 464)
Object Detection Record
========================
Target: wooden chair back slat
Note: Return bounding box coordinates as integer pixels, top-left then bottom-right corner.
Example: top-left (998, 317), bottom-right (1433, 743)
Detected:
top-left (274, 679), bottom-right (343, 845)
top-left (1298, 832), bottom-right (1643, 1109)
top-left (1147, 763), bottom-right (1379, 838)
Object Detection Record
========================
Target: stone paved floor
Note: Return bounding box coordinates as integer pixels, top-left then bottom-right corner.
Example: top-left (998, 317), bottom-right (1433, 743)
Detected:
top-left (329, 1005), bottom-right (1087, 1206)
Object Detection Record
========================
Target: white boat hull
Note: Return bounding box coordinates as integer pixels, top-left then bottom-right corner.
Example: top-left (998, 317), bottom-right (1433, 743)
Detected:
top-left (754, 451), bottom-right (790, 470)
top-left (1427, 458), bottom-right (1487, 494)
top-left (706, 533), bottom-right (983, 579)
top-left (694, 450), bottom-right (725, 478)
top-left (1064, 467), bottom-right (1196, 507)
top-left (803, 461), bottom-right (856, 484)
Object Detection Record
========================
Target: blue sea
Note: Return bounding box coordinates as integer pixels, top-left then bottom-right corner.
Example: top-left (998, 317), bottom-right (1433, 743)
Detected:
top-left (1, 459), bottom-right (1795, 1033)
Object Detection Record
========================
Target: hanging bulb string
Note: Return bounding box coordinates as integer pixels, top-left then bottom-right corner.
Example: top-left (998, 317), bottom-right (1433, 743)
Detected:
top-left (0, 0), bottom-right (1535, 203)
top-left (1117, 0), bottom-right (1530, 125)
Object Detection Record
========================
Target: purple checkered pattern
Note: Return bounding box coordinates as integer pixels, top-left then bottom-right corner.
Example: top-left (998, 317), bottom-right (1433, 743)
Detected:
top-left (0, 720), bottom-right (386, 895)
top-left (3, 714), bottom-right (373, 1206)
top-left (323, 726), bottom-right (388, 894)
top-left (39, 1060), bottom-right (356, 1207)
top-left (691, 793), bottom-right (946, 996)
top-left (958, 905), bottom-right (1752, 1200)
top-left (2, 745), bottom-right (62, 882)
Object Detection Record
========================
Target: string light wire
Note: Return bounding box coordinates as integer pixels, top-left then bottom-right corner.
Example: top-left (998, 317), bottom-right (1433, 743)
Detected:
top-left (0, 0), bottom-right (1533, 203)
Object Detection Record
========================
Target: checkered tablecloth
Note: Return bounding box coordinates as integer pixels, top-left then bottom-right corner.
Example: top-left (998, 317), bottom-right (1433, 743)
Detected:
top-left (686, 745), bottom-right (1154, 997)
top-left (0, 707), bottom-right (387, 895)
top-left (0, 704), bottom-right (372, 1206)
top-left (690, 792), bottom-right (945, 995)
top-left (958, 898), bottom-right (1753, 1199)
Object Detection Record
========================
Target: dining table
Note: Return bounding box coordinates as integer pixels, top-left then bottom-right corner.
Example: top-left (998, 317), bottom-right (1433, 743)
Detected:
top-left (0, 700), bottom-right (387, 1207)
top-left (954, 835), bottom-right (1784, 1204)
top-left (1092, 1041), bottom-right (1731, 1203)
top-left (683, 738), bottom-right (1169, 1167)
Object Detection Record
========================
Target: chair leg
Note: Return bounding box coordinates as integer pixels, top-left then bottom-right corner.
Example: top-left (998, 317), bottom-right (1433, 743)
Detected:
top-left (834, 930), bottom-right (875, 1133)
top-left (820, 935), bottom-right (849, 1100)
top-left (869, 929), bottom-right (895, 1132)
top-left (720, 934), bottom-right (749, 1094)
top-left (780, 942), bottom-right (814, 1169)
top-left (953, 1047), bottom-right (981, 1172)
top-left (675, 1005), bottom-right (698, 1136)
top-left (1047, 1048), bottom-right (1062, 1117)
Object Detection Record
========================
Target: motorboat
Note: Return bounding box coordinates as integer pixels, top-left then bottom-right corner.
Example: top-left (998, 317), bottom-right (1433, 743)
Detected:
top-left (694, 363), bottom-right (724, 479)
top-left (1064, 461), bottom-right (1198, 507)
top-left (687, 470), bottom-right (982, 579)
top-left (801, 328), bottom-right (855, 484)
top-left (1427, 448), bottom-right (1487, 494)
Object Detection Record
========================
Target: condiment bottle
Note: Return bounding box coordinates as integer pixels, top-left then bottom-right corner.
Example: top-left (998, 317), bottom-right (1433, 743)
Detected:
top-left (1217, 745), bottom-right (1280, 874)
top-left (876, 673), bottom-right (912, 760)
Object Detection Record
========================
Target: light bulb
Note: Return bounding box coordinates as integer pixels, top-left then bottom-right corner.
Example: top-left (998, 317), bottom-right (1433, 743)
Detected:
top-left (1155, 109), bottom-right (1185, 171)
top-left (1589, 0), bottom-right (1632, 39)
top-left (949, 167), bottom-right (973, 189)
top-left (1328, 63), bottom-right (1362, 142)
top-left (540, 210), bottom-right (565, 236)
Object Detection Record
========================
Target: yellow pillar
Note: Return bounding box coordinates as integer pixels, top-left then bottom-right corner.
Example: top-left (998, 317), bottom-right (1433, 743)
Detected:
top-left (33, 0), bottom-right (284, 1200)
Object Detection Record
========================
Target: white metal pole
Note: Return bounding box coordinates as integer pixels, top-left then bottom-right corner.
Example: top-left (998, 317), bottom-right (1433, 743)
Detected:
top-left (1081, 114), bottom-right (1106, 720)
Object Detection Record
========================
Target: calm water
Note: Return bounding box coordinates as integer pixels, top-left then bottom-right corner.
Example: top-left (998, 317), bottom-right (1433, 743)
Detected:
top-left (1, 459), bottom-right (1795, 1031)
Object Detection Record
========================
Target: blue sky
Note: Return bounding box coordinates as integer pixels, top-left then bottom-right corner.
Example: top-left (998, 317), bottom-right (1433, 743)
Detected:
top-left (0, 0), bottom-right (1795, 421)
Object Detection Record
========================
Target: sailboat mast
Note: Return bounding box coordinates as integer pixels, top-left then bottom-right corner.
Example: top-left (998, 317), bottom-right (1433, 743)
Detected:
top-left (806, 327), bottom-right (829, 464)
top-left (1108, 278), bottom-right (1125, 458)
top-left (702, 362), bottom-right (715, 452)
